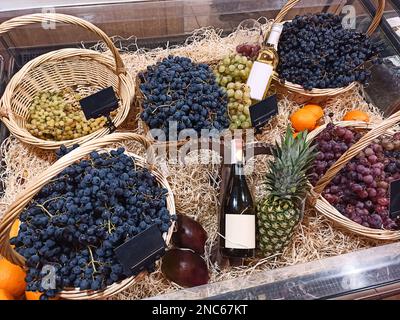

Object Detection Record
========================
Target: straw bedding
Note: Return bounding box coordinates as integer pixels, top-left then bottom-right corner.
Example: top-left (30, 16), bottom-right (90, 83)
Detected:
top-left (0, 22), bottom-right (389, 299)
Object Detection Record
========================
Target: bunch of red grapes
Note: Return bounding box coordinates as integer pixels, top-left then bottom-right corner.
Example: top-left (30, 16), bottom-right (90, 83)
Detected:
top-left (236, 43), bottom-right (261, 59)
top-left (309, 123), bottom-right (400, 230)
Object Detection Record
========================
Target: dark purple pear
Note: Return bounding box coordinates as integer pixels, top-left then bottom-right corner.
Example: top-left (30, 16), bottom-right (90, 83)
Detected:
top-left (171, 214), bottom-right (207, 254)
top-left (161, 248), bottom-right (209, 287)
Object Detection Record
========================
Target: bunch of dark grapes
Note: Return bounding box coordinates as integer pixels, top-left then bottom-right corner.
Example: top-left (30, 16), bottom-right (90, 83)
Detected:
top-left (309, 124), bottom-right (400, 230)
top-left (140, 56), bottom-right (229, 139)
top-left (55, 144), bottom-right (79, 159)
top-left (278, 13), bottom-right (383, 90)
top-left (10, 147), bottom-right (175, 299)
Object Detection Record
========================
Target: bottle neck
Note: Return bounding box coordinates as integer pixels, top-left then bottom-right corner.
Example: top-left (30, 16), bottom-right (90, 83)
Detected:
top-left (265, 23), bottom-right (283, 50)
top-left (230, 138), bottom-right (244, 165)
top-left (232, 162), bottom-right (245, 176)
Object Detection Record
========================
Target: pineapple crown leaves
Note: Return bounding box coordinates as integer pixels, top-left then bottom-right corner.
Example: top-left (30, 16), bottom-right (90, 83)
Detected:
top-left (264, 125), bottom-right (317, 202)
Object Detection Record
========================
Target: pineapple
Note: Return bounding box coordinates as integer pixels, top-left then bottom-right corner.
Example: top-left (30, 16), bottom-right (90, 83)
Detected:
top-left (257, 127), bottom-right (316, 256)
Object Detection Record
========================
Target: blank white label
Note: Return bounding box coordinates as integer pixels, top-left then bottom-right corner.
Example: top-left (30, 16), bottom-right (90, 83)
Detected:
top-left (246, 62), bottom-right (273, 101)
top-left (225, 214), bottom-right (256, 249)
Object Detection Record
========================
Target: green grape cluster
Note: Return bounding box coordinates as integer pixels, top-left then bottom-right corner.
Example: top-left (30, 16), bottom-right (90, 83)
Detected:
top-left (226, 82), bottom-right (252, 130)
top-left (214, 54), bottom-right (253, 130)
top-left (26, 91), bottom-right (108, 141)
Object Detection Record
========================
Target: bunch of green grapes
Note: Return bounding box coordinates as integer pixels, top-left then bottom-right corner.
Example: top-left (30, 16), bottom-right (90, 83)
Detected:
top-left (26, 91), bottom-right (108, 141)
top-left (215, 54), bottom-right (253, 85)
top-left (225, 82), bottom-right (252, 129)
top-left (214, 54), bottom-right (253, 130)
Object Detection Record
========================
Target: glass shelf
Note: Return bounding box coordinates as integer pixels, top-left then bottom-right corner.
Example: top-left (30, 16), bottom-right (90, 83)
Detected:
top-left (149, 242), bottom-right (400, 300)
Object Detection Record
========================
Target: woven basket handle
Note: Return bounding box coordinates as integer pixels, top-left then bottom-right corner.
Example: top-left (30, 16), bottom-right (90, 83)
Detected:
top-left (0, 132), bottom-right (152, 265)
top-left (275, 0), bottom-right (385, 36)
top-left (312, 110), bottom-right (400, 197)
top-left (0, 13), bottom-right (125, 78)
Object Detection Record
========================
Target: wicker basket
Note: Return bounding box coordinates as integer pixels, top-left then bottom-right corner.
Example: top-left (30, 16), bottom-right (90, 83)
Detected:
top-left (0, 14), bottom-right (133, 150)
top-left (307, 111), bottom-right (400, 240)
top-left (271, 0), bottom-right (386, 101)
top-left (0, 132), bottom-right (176, 300)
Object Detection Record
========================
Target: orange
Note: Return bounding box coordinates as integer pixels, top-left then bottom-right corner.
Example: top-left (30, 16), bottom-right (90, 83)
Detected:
top-left (25, 291), bottom-right (59, 301)
top-left (10, 219), bottom-right (20, 248)
top-left (343, 110), bottom-right (370, 122)
top-left (25, 291), bottom-right (42, 300)
top-left (290, 109), bottom-right (317, 132)
top-left (9, 219), bottom-right (20, 239)
top-left (0, 258), bottom-right (26, 298)
top-left (0, 289), bottom-right (14, 300)
top-left (293, 132), bottom-right (299, 139)
top-left (302, 104), bottom-right (324, 119)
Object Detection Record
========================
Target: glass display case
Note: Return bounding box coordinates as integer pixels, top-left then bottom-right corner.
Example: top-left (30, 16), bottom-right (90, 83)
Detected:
top-left (1, 0), bottom-right (400, 300)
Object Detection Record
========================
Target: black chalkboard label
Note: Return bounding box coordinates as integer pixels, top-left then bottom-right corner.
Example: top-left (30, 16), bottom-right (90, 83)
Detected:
top-left (249, 95), bottom-right (279, 130)
top-left (114, 224), bottom-right (166, 276)
top-left (389, 179), bottom-right (400, 219)
top-left (80, 86), bottom-right (119, 120)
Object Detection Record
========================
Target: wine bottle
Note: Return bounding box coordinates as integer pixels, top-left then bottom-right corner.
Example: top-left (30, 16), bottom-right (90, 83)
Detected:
top-left (246, 23), bottom-right (283, 101)
top-left (220, 139), bottom-right (256, 258)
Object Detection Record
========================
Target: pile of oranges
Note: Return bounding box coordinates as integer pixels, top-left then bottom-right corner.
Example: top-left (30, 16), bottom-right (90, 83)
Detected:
top-left (290, 104), bottom-right (370, 137)
top-left (290, 104), bottom-right (324, 137)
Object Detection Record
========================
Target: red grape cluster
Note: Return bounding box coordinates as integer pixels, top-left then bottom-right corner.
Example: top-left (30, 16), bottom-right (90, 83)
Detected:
top-left (309, 124), bottom-right (400, 230)
top-left (236, 43), bottom-right (261, 59)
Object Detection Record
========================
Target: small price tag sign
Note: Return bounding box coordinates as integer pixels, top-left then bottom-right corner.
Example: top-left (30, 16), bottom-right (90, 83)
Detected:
top-left (249, 95), bottom-right (279, 131)
top-left (389, 179), bottom-right (400, 219)
top-left (79, 86), bottom-right (119, 132)
top-left (114, 224), bottom-right (166, 276)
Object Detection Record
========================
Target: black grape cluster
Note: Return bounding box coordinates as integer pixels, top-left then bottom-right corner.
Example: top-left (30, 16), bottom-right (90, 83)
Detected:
top-left (55, 144), bottom-right (79, 159)
top-left (309, 124), bottom-right (400, 230)
top-left (140, 56), bottom-right (229, 139)
top-left (11, 147), bottom-right (174, 299)
top-left (278, 13), bottom-right (383, 90)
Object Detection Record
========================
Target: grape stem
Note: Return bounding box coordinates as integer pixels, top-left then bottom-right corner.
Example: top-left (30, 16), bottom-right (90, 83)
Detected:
top-left (34, 202), bottom-right (54, 218)
top-left (87, 246), bottom-right (98, 273)
top-left (41, 196), bottom-right (66, 206)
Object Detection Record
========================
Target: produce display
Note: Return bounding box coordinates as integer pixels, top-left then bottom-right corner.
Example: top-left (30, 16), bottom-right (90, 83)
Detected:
top-left (257, 128), bottom-right (316, 255)
top-left (10, 146), bottom-right (174, 299)
top-left (309, 124), bottom-right (400, 230)
top-left (278, 13), bottom-right (382, 90)
top-left (162, 214), bottom-right (209, 287)
top-left (140, 56), bottom-right (229, 138)
top-left (214, 53), bottom-right (253, 130)
top-left (1, 6), bottom-right (399, 302)
top-left (26, 90), bottom-right (109, 141)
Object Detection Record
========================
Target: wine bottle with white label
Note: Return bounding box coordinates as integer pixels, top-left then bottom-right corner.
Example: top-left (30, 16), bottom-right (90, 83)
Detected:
top-left (246, 23), bottom-right (283, 101)
top-left (220, 139), bottom-right (256, 258)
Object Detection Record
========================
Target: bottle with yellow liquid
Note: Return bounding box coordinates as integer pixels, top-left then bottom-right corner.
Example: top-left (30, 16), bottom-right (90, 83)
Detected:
top-left (246, 23), bottom-right (283, 101)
